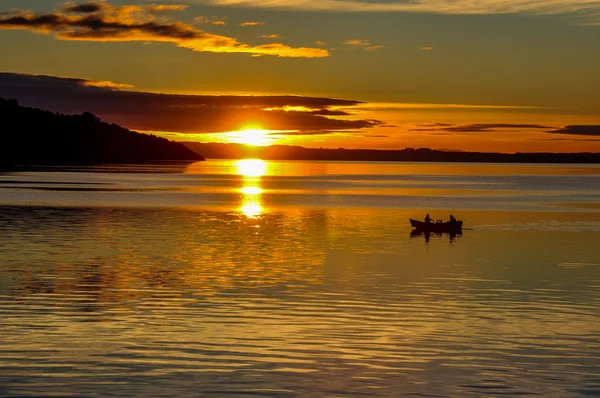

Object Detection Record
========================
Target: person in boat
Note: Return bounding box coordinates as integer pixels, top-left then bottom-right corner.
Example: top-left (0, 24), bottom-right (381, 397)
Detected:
top-left (425, 214), bottom-right (432, 224)
top-left (449, 214), bottom-right (456, 223)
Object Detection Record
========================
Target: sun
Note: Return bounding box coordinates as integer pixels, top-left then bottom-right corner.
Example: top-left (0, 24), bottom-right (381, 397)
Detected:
top-left (228, 127), bottom-right (272, 146)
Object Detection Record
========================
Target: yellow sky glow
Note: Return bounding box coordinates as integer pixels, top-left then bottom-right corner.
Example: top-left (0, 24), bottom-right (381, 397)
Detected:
top-left (226, 128), bottom-right (274, 146)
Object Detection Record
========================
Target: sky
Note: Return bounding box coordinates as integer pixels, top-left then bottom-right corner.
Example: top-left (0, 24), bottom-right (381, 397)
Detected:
top-left (1, 0), bottom-right (600, 152)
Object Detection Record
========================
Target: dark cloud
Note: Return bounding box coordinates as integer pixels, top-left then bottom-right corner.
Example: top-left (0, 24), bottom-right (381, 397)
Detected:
top-left (264, 107), bottom-right (353, 116)
top-left (534, 138), bottom-right (600, 142)
top-left (415, 122), bottom-right (453, 127)
top-left (0, 11), bottom-right (220, 41)
top-left (272, 131), bottom-right (340, 136)
top-left (548, 125), bottom-right (600, 136)
top-left (62, 2), bottom-right (110, 14)
top-left (273, 129), bottom-right (378, 136)
top-left (363, 134), bottom-right (389, 138)
top-left (310, 109), bottom-right (353, 116)
top-left (0, 3), bottom-right (328, 58)
top-left (0, 72), bottom-right (379, 135)
top-left (411, 123), bottom-right (551, 132)
top-left (445, 123), bottom-right (550, 132)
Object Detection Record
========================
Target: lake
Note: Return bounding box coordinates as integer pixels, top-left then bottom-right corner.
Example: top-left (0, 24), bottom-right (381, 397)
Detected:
top-left (1, 160), bottom-right (599, 397)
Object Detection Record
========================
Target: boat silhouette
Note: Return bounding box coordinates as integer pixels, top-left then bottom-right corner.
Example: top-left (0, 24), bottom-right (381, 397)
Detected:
top-left (409, 218), bottom-right (463, 232)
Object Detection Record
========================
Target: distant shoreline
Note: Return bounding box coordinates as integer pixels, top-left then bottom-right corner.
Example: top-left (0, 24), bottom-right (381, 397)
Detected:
top-left (183, 142), bottom-right (600, 164)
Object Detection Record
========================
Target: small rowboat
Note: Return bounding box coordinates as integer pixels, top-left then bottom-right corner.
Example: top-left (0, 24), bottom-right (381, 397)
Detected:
top-left (410, 218), bottom-right (463, 232)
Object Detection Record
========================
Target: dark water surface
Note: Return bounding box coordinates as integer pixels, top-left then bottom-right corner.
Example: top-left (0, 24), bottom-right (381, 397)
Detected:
top-left (1, 161), bottom-right (599, 397)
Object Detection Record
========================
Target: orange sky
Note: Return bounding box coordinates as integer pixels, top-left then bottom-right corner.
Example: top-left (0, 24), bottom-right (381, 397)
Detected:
top-left (150, 105), bottom-right (600, 153)
top-left (1, 0), bottom-right (600, 152)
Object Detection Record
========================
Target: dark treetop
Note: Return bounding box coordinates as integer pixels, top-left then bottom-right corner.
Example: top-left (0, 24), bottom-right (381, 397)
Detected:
top-left (1, 98), bottom-right (204, 166)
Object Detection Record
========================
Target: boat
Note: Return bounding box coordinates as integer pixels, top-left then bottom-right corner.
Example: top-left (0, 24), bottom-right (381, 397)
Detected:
top-left (410, 218), bottom-right (463, 232)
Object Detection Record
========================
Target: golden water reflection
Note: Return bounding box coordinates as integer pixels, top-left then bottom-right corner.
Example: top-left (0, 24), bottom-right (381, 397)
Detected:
top-left (240, 202), bottom-right (262, 218)
top-left (237, 159), bottom-right (266, 217)
top-left (236, 159), bottom-right (268, 177)
top-left (240, 186), bottom-right (262, 195)
top-left (2, 203), bottom-right (600, 396)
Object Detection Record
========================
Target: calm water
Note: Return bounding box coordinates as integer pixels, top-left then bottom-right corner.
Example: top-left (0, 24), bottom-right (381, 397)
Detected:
top-left (1, 161), bottom-right (600, 397)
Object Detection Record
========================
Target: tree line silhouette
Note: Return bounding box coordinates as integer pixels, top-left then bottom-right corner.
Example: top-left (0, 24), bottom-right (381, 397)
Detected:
top-left (1, 98), bottom-right (204, 166)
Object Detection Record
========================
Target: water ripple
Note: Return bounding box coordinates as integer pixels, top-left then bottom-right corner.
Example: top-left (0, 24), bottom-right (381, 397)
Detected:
top-left (1, 164), bottom-right (600, 396)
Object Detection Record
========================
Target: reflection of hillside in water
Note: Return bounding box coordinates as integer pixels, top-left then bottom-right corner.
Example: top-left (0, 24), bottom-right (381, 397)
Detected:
top-left (0, 206), bottom-right (328, 314)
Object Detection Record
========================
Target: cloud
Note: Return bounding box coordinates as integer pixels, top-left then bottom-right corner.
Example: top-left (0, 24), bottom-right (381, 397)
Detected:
top-left (534, 138), bottom-right (600, 142)
top-left (363, 134), bottom-right (389, 138)
top-left (411, 123), bottom-right (552, 132)
top-left (194, 16), bottom-right (227, 25)
top-left (272, 128), bottom-right (385, 136)
top-left (0, 3), bottom-right (328, 58)
top-left (261, 34), bottom-right (279, 39)
top-left (145, 4), bottom-right (190, 13)
top-left (61, 2), bottom-right (110, 14)
top-left (344, 39), bottom-right (366, 46)
top-left (547, 125), bottom-right (600, 136)
top-left (358, 102), bottom-right (542, 111)
top-left (416, 122), bottom-right (453, 127)
top-left (420, 46), bottom-right (434, 51)
top-left (185, 0), bottom-right (600, 21)
top-left (344, 39), bottom-right (383, 51)
top-left (82, 80), bottom-right (134, 89)
top-left (0, 72), bottom-right (380, 135)
top-left (310, 109), bottom-right (353, 116)
top-left (273, 130), bottom-right (349, 136)
top-left (240, 21), bottom-right (264, 26)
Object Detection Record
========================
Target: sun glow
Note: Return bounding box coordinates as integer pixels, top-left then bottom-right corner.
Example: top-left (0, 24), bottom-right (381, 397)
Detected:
top-left (241, 202), bottom-right (262, 218)
top-left (227, 127), bottom-right (272, 146)
top-left (240, 186), bottom-right (262, 195)
top-left (236, 159), bottom-right (268, 177)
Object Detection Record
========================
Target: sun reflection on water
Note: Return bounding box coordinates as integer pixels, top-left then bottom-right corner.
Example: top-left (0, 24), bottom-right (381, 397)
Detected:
top-left (240, 186), bottom-right (262, 195)
top-left (240, 202), bottom-right (262, 218)
top-left (236, 159), bottom-right (268, 177)
top-left (237, 159), bottom-right (267, 218)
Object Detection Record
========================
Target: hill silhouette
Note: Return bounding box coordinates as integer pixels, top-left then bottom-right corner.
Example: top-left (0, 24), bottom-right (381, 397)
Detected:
top-left (1, 98), bottom-right (204, 166)
top-left (184, 142), bottom-right (600, 163)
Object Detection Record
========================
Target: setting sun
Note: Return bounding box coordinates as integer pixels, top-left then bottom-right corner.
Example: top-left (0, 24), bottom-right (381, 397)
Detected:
top-left (227, 127), bottom-right (272, 146)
